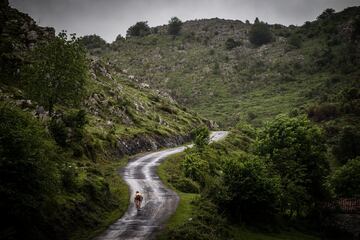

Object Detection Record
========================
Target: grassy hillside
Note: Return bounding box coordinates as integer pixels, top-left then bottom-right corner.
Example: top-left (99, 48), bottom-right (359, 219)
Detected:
top-left (90, 7), bottom-right (359, 129)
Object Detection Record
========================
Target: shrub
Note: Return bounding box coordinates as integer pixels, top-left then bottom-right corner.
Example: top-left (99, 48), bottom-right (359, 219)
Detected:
top-left (168, 17), bottom-right (183, 36)
top-left (249, 21), bottom-right (273, 46)
top-left (49, 110), bottom-right (87, 147)
top-left (182, 153), bottom-right (209, 185)
top-left (192, 126), bottom-right (210, 149)
top-left (331, 157), bottom-right (360, 197)
top-left (307, 103), bottom-right (338, 122)
top-left (79, 34), bottom-right (107, 50)
top-left (333, 127), bottom-right (360, 164)
top-left (173, 177), bottom-right (200, 193)
top-left (287, 34), bottom-right (302, 48)
top-left (224, 38), bottom-right (242, 50)
top-left (220, 154), bottom-right (281, 222)
top-left (126, 21), bottom-right (151, 37)
top-left (317, 8), bottom-right (335, 20)
top-left (213, 62), bottom-right (220, 75)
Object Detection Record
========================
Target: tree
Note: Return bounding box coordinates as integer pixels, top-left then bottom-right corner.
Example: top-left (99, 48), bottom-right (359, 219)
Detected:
top-left (115, 34), bottom-right (124, 42)
top-left (0, 104), bottom-right (59, 239)
top-left (22, 32), bottom-right (88, 115)
top-left (317, 8), bottom-right (335, 20)
top-left (79, 34), bottom-right (107, 50)
top-left (331, 157), bottom-right (360, 198)
top-left (168, 17), bottom-right (183, 36)
top-left (249, 20), bottom-right (273, 46)
top-left (257, 115), bottom-right (329, 215)
top-left (220, 154), bottom-right (280, 222)
top-left (126, 21), bottom-right (151, 37)
top-left (192, 126), bottom-right (210, 149)
top-left (182, 153), bottom-right (210, 185)
top-left (333, 127), bottom-right (360, 164)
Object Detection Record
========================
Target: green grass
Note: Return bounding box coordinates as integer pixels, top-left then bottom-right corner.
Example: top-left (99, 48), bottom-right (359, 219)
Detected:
top-left (156, 152), bottom-right (200, 234)
top-left (165, 192), bottom-right (198, 228)
top-left (70, 158), bottom-right (130, 240)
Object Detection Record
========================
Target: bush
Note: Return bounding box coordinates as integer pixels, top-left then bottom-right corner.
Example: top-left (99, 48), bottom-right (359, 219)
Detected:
top-left (182, 153), bottom-right (209, 185)
top-left (49, 110), bottom-right (87, 147)
top-left (331, 157), bottom-right (360, 197)
top-left (213, 62), bottom-right (220, 75)
top-left (160, 199), bottom-right (231, 240)
top-left (192, 126), bottom-right (210, 149)
top-left (307, 103), bottom-right (338, 122)
top-left (220, 154), bottom-right (281, 222)
top-left (249, 21), bottom-right (273, 46)
top-left (126, 21), bottom-right (151, 37)
top-left (224, 38), bottom-right (242, 50)
top-left (173, 177), bottom-right (200, 193)
top-left (333, 127), bottom-right (360, 164)
top-left (287, 34), bottom-right (302, 48)
top-left (317, 8), bottom-right (335, 20)
top-left (168, 17), bottom-right (183, 36)
top-left (79, 34), bottom-right (107, 50)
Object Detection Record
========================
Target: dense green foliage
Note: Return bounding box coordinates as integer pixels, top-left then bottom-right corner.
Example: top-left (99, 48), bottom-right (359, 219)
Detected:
top-left (22, 32), bottom-right (88, 114)
top-left (159, 119), bottom-right (329, 239)
top-left (168, 17), bottom-right (183, 36)
top-left (257, 115), bottom-right (329, 216)
top-left (0, 104), bottom-right (129, 240)
top-left (126, 21), bottom-right (151, 37)
top-left (249, 21), bottom-right (273, 46)
top-left (333, 126), bottom-right (360, 164)
top-left (220, 155), bottom-right (281, 222)
top-left (331, 157), bottom-right (360, 198)
top-left (192, 126), bottom-right (210, 149)
top-left (0, 104), bottom-right (59, 239)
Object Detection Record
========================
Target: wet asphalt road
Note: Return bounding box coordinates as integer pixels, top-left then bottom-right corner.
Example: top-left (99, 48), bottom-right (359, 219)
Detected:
top-left (94, 131), bottom-right (228, 240)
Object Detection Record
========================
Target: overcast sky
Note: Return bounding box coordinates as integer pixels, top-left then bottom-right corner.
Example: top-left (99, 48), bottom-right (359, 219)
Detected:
top-left (10, 0), bottom-right (360, 42)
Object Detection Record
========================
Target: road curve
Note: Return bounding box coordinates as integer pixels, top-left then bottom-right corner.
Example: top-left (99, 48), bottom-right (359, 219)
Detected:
top-left (94, 131), bottom-right (228, 240)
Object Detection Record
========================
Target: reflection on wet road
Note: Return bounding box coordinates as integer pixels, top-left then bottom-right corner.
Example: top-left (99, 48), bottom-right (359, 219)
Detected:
top-left (94, 131), bottom-right (228, 240)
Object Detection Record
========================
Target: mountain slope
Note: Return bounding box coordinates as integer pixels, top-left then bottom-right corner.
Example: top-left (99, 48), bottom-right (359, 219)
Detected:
top-left (91, 7), bottom-right (359, 128)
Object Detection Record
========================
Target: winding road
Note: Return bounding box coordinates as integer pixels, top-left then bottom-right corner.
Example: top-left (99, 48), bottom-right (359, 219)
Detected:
top-left (94, 131), bottom-right (228, 240)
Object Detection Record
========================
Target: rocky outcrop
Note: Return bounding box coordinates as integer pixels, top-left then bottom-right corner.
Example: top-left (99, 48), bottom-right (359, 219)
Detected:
top-left (114, 133), bottom-right (192, 158)
top-left (0, 4), bottom-right (55, 47)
